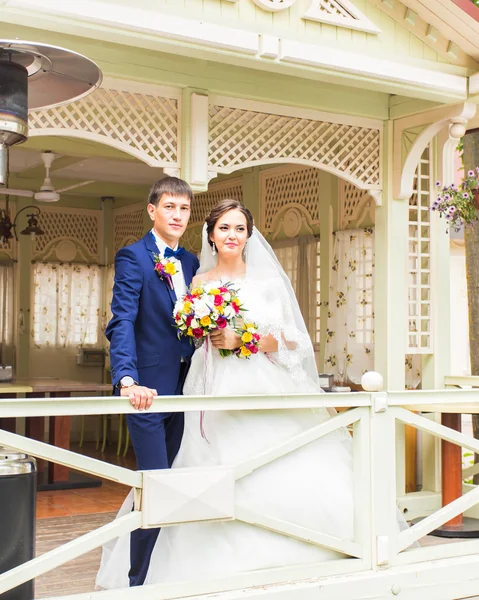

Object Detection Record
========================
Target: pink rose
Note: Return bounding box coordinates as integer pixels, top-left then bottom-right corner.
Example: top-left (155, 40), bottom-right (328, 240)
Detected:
top-left (185, 315), bottom-right (193, 326)
top-left (249, 344), bottom-right (259, 354)
top-left (232, 302), bottom-right (240, 314)
top-left (192, 328), bottom-right (204, 339)
top-left (214, 295), bottom-right (224, 306)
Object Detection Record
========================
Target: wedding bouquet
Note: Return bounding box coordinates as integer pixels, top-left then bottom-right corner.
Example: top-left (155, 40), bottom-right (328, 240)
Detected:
top-left (173, 282), bottom-right (260, 358)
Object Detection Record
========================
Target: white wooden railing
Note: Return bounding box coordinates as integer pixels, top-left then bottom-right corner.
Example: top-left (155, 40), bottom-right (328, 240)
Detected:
top-left (1, 385), bottom-right (479, 600)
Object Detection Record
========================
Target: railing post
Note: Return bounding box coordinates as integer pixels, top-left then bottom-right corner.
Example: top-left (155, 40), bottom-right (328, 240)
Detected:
top-left (353, 405), bottom-right (372, 568)
top-left (370, 393), bottom-right (398, 568)
top-left (362, 372), bottom-right (398, 569)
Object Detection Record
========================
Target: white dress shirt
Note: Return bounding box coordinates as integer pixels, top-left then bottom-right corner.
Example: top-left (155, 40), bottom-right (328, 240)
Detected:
top-left (151, 229), bottom-right (187, 299)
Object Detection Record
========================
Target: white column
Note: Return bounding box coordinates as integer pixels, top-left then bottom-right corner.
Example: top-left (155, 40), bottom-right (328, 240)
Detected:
top-left (374, 121), bottom-right (408, 391)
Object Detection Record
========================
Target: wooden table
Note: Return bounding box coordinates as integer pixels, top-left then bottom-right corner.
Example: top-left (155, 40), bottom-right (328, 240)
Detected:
top-left (0, 379), bottom-right (112, 490)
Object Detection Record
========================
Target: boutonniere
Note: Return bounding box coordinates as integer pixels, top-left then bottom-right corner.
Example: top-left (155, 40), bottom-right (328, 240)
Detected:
top-left (152, 252), bottom-right (177, 290)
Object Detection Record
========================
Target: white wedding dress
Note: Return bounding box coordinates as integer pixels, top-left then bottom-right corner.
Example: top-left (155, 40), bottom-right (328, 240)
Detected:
top-left (96, 228), bottom-right (410, 590)
top-left (97, 268), bottom-right (356, 589)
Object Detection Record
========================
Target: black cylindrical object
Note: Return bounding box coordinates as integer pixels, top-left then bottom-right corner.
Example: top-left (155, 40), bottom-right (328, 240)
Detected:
top-left (0, 448), bottom-right (36, 600)
top-left (0, 59), bottom-right (28, 122)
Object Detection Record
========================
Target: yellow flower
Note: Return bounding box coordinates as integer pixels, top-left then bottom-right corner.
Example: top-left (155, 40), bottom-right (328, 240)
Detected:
top-left (240, 346), bottom-right (251, 357)
top-left (208, 288), bottom-right (220, 295)
top-left (216, 306), bottom-right (224, 314)
top-left (183, 301), bottom-right (192, 313)
top-left (244, 323), bottom-right (255, 331)
top-left (187, 327), bottom-right (194, 337)
top-left (200, 316), bottom-right (211, 327)
top-left (241, 332), bottom-right (253, 343)
top-left (164, 262), bottom-right (177, 275)
top-left (191, 287), bottom-right (202, 296)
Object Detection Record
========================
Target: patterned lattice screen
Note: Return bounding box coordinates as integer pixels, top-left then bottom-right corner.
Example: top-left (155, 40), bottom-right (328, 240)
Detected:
top-left (182, 225), bottom-right (203, 255)
top-left (29, 86), bottom-right (180, 166)
top-left (338, 180), bottom-right (372, 229)
top-left (192, 178), bottom-right (243, 225)
top-left (407, 146), bottom-right (432, 353)
top-left (114, 205), bottom-right (145, 254)
top-left (209, 104), bottom-right (381, 188)
top-left (33, 208), bottom-right (100, 261)
top-left (261, 166), bottom-right (320, 233)
top-left (318, 0), bottom-right (354, 18)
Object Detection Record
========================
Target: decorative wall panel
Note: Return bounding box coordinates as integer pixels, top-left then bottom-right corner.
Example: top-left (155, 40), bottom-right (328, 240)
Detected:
top-left (407, 146), bottom-right (432, 353)
top-left (339, 180), bottom-right (374, 230)
top-left (29, 82), bottom-right (180, 167)
top-left (33, 207), bottom-right (101, 262)
top-left (192, 178), bottom-right (243, 226)
top-left (260, 166), bottom-right (320, 234)
top-left (209, 103), bottom-right (381, 189)
top-left (114, 203), bottom-right (145, 254)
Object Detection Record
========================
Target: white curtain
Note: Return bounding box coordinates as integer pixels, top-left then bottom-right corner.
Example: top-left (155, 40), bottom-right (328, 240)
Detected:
top-left (273, 237), bottom-right (320, 346)
top-left (326, 229), bottom-right (374, 384)
top-left (102, 264), bottom-right (115, 367)
top-left (0, 262), bottom-right (14, 364)
top-left (32, 263), bottom-right (102, 348)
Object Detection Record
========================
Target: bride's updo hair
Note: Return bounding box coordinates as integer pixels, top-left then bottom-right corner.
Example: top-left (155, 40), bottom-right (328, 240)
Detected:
top-left (205, 199), bottom-right (254, 246)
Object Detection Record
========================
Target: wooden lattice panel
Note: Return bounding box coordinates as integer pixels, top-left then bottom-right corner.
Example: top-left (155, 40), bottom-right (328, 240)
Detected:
top-left (192, 178), bottom-right (243, 225)
top-left (33, 208), bottom-right (100, 261)
top-left (261, 166), bottom-right (320, 233)
top-left (319, 0), bottom-right (354, 18)
top-left (339, 180), bottom-right (371, 229)
top-left (407, 146), bottom-right (432, 353)
top-left (29, 87), bottom-right (179, 166)
top-left (114, 206), bottom-right (145, 253)
top-left (209, 105), bottom-right (380, 187)
top-left (182, 225), bottom-right (203, 255)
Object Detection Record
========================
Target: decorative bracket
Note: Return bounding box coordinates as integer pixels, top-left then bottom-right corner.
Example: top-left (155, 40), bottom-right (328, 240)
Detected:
top-left (394, 102), bottom-right (476, 200)
top-left (367, 189), bottom-right (382, 206)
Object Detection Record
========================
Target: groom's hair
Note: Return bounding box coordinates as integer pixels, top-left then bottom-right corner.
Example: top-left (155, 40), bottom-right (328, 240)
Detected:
top-left (148, 177), bottom-right (194, 206)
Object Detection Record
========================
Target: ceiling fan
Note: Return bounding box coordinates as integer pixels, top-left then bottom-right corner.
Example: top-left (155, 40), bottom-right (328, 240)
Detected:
top-left (0, 151), bottom-right (95, 202)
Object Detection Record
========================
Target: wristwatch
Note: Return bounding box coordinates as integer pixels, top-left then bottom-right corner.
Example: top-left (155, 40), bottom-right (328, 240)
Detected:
top-left (119, 376), bottom-right (138, 389)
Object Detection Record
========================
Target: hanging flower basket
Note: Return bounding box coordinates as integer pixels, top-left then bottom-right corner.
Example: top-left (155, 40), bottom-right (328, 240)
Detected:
top-left (431, 169), bottom-right (479, 232)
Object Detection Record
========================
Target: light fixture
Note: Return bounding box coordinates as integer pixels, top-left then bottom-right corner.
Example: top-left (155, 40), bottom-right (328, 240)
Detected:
top-left (0, 40), bottom-right (102, 185)
top-left (0, 204), bottom-right (43, 242)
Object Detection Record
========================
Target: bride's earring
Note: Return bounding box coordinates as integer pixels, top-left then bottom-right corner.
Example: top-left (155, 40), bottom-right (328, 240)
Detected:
top-left (211, 242), bottom-right (216, 256)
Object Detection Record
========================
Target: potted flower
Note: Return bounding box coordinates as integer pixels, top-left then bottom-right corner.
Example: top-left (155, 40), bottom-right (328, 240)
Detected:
top-left (431, 169), bottom-right (479, 232)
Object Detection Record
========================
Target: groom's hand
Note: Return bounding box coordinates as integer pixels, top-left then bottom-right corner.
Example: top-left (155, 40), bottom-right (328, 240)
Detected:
top-left (210, 327), bottom-right (241, 350)
top-left (121, 385), bottom-right (157, 411)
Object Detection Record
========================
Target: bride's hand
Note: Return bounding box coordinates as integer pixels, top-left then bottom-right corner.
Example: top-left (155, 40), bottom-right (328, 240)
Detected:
top-left (210, 327), bottom-right (241, 350)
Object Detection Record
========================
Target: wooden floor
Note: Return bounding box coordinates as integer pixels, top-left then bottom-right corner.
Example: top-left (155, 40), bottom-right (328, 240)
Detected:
top-left (36, 512), bottom-right (113, 598)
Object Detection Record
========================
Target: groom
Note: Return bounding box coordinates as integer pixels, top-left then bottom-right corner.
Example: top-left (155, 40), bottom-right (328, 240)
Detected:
top-left (106, 177), bottom-right (199, 586)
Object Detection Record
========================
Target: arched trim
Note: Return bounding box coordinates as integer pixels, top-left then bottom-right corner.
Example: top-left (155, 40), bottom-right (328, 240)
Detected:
top-left (210, 157), bottom-right (382, 194)
top-left (28, 129), bottom-right (176, 169)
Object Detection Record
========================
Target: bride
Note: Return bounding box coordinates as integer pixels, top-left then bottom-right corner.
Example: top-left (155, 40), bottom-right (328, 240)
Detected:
top-left (97, 199), bottom-right (360, 588)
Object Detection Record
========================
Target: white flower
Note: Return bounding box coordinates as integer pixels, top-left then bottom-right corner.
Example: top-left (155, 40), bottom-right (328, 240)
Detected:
top-left (174, 299), bottom-right (185, 314)
top-left (193, 297), bottom-right (212, 319)
top-left (223, 305), bottom-right (236, 319)
top-left (222, 292), bottom-right (231, 302)
top-left (190, 318), bottom-right (199, 329)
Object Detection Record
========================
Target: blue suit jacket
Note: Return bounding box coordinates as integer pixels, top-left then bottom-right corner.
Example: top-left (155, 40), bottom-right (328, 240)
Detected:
top-left (106, 233), bottom-right (200, 394)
